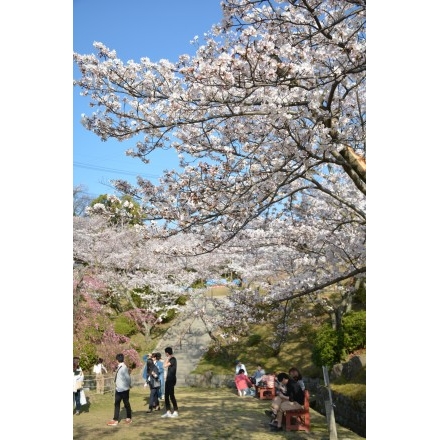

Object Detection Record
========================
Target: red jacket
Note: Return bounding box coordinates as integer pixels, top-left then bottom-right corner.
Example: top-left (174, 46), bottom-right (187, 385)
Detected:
top-left (235, 373), bottom-right (253, 391)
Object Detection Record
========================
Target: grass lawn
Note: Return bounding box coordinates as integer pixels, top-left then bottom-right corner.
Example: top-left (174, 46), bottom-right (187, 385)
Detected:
top-left (73, 386), bottom-right (365, 440)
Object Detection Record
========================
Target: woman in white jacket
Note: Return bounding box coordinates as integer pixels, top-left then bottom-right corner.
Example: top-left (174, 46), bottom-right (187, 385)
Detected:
top-left (73, 357), bottom-right (84, 415)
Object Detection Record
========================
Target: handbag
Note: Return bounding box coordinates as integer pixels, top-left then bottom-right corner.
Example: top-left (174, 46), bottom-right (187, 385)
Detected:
top-left (152, 377), bottom-right (161, 388)
top-left (80, 389), bottom-right (87, 405)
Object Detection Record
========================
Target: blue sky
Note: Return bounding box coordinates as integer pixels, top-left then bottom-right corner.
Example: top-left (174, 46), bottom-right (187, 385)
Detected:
top-left (74, 0), bottom-right (224, 199)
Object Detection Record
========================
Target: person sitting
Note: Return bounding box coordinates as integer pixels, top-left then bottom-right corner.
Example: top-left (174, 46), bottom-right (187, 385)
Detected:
top-left (259, 371), bottom-right (276, 388)
top-left (235, 368), bottom-right (255, 397)
top-left (289, 366), bottom-right (305, 391)
top-left (265, 371), bottom-right (305, 431)
top-left (251, 364), bottom-right (266, 385)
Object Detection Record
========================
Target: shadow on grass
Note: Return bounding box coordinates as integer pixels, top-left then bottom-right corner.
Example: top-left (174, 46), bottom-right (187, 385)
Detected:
top-left (73, 387), bottom-right (365, 440)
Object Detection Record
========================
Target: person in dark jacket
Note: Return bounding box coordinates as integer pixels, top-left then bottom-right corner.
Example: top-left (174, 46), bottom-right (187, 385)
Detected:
top-left (145, 356), bottom-right (161, 413)
top-left (142, 353), bottom-right (152, 382)
top-left (289, 366), bottom-right (305, 391)
top-left (265, 371), bottom-right (305, 431)
top-left (161, 346), bottom-right (179, 418)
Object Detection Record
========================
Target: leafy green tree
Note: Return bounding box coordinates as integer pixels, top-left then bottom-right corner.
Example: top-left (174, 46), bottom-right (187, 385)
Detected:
top-left (87, 194), bottom-right (146, 226)
top-left (311, 310), bottom-right (366, 367)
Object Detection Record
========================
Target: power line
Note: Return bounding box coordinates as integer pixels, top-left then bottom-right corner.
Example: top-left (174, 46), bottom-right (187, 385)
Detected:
top-left (74, 179), bottom-right (139, 199)
top-left (73, 161), bottom-right (160, 178)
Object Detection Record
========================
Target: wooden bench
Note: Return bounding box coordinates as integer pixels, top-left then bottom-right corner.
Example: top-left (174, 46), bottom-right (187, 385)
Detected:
top-left (282, 389), bottom-right (310, 432)
top-left (255, 385), bottom-right (276, 400)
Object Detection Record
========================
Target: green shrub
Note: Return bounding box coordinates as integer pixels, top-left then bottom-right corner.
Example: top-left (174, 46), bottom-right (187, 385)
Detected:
top-left (73, 341), bottom-right (97, 372)
top-left (113, 315), bottom-right (137, 336)
top-left (311, 310), bottom-right (366, 367)
top-left (311, 322), bottom-right (341, 367)
top-left (342, 311), bottom-right (366, 353)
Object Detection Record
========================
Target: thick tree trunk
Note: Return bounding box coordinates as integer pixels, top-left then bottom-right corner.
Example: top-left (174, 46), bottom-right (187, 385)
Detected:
top-left (332, 145), bottom-right (366, 194)
top-left (329, 289), bottom-right (353, 331)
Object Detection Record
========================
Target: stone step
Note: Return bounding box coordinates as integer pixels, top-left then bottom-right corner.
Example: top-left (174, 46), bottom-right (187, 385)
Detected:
top-left (153, 297), bottom-right (224, 387)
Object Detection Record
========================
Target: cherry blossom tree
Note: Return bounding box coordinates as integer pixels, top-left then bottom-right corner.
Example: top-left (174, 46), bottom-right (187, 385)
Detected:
top-left (73, 215), bottom-right (240, 342)
top-left (74, 216), bottom-right (181, 338)
top-left (73, 0), bottom-right (366, 347)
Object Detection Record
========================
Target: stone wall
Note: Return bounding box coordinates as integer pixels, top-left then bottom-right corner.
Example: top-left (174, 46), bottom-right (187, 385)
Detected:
top-left (314, 355), bottom-right (366, 438)
top-left (315, 388), bottom-right (366, 438)
top-left (184, 371), bottom-right (235, 388)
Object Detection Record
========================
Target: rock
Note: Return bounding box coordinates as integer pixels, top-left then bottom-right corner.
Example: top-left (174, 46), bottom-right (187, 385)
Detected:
top-left (342, 355), bottom-right (366, 381)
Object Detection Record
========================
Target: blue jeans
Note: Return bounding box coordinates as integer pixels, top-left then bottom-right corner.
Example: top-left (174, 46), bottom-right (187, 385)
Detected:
top-left (241, 387), bottom-right (255, 396)
top-left (159, 375), bottom-right (164, 399)
top-left (73, 391), bottom-right (81, 411)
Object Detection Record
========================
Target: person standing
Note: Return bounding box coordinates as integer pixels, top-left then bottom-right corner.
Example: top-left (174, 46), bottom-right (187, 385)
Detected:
top-left (73, 357), bottom-right (84, 415)
top-left (161, 346), bottom-right (179, 418)
top-left (145, 355), bottom-right (161, 413)
top-left (142, 353), bottom-right (152, 383)
top-left (93, 357), bottom-right (107, 394)
top-left (107, 353), bottom-right (132, 426)
top-left (235, 360), bottom-right (248, 376)
top-left (155, 352), bottom-right (165, 401)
